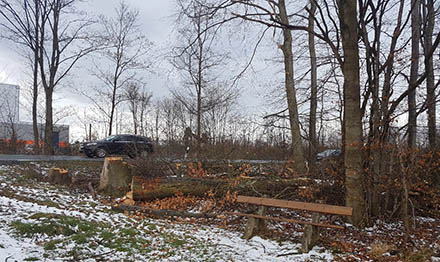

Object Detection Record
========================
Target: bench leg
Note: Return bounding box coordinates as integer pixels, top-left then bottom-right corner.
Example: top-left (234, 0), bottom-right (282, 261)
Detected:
top-left (301, 212), bottom-right (321, 252)
top-left (243, 206), bottom-right (266, 240)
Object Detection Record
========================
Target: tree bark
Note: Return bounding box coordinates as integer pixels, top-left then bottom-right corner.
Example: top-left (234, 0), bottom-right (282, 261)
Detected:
top-left (109, 84), bottom-right (117, 136)
top-left (408, 0), bottom-right (420, 148)
top-left (32, 0), bottom-right (40, 154)
top-left (44, 89), bottom-right (54, 155)
top-left (196, 11), bottom-right (203, 157)
top-left (338, 0), bottom-right (365, 227)
top-left (48, 168), bottom-right (71, 185)
top-left (308, 0), bottom-right (318, 168)
top-left (128, 175), bottom-right (312, 201)
top-left (129, 176), bottom-right (225, 201)
top-left (278, 0), bottom-right (307, 174)
top-left (423, 0), bottom-right (436, 149)
top-left (99, 157), bottom-right (133, 197)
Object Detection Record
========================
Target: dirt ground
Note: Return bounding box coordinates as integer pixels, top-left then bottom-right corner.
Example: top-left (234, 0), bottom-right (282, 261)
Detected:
top-left (1, 160), bottom-right (439, 261)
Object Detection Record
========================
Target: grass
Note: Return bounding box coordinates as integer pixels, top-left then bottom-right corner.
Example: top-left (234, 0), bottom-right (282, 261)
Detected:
top-left (0, 163), bottom-right (235, 261)
top-left (404, 248), bottom-right (434, 262)
top-left (23, 257), bottom-right (40, 261)
top-left (9, 212), bottom-right (202, 259)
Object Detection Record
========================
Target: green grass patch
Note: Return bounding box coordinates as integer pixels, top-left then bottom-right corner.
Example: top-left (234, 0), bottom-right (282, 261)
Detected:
top-left (44, 239), bottom-right (63, 251)
top-left (9, 213), bottom-right (157, 258)
top-left (8, 211), bottom-right (218, 260)
top-left (404, 248), bottom-right (434, 262)
top-left (23, 257), bottom-right (40, 261)
top-left (11, 213), bottom-right (104, 238)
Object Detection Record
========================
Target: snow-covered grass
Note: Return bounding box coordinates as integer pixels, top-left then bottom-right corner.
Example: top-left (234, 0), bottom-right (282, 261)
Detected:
top-left (0, 164), bottom-right (334, 261)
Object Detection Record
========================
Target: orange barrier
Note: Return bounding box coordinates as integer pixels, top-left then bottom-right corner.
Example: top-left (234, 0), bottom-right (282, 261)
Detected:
top-left (0, 139), bottom-right (69, 148)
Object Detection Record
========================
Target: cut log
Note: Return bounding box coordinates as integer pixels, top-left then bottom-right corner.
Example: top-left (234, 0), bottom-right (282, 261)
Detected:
top-left (112, 204), bottom-right (217, 219)
top-left (127, 176), bottom-right (313, 201)
top-left (48, 168), bottom-right (71, 185)
top-left (129, 176), bottom-right (225, 201)
top-left (98, 157), bottom-right (133, 197)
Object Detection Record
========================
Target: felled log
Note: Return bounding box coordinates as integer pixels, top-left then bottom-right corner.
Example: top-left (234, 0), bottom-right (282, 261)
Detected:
top-left (128, 176), bottom-right (223, 201)
top-left (98, 157), bottom-right (133, 197)
top-left (127, 175), bottom-right (312, 201)
top-left (48, 168), bottom-right (71, 185)
top-left (112, 204), bottom-right (217, 219)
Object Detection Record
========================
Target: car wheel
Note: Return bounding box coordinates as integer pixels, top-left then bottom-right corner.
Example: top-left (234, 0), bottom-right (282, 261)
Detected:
top-left (95, 148), bottom-right (107, 158)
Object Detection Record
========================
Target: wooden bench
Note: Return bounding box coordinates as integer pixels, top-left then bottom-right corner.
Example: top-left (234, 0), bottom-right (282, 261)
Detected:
top-left (227, 195), bottom-right (353, 252)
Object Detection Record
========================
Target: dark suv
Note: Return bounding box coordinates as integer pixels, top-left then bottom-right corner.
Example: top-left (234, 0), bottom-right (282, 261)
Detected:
top-left (82, 134), bottom-right (153, 158)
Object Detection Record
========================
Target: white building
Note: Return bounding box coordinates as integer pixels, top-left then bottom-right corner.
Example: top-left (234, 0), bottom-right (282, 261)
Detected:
top-left (0, 83), bottom-right (69, 148)
top-left (0, 83), bottom-right (20, 123)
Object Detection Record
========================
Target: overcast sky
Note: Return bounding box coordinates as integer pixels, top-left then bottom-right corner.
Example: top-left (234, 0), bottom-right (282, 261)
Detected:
top-left (0, 0), bottom-right (281, 140)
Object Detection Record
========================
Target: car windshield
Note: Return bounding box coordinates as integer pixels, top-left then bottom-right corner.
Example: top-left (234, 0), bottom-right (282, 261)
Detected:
top-left (104, 135), bottom-right (117, 141)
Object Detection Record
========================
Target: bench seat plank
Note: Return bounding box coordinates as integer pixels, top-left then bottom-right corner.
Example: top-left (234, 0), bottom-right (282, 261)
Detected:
top-left (226, 211), bottom-right (345, 230)
top-left (236, 196), bottom-right (353, 216)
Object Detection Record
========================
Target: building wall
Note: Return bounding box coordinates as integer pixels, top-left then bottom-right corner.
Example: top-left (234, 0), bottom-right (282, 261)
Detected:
top-left (0, 122), bottom-right (69, 147)
top-left (0, 83), bottom-right (20, 123)
top-left (0, 83), bottom-right (69, 147)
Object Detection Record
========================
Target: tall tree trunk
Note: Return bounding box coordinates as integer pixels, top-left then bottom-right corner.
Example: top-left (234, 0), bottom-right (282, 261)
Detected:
top-left (196, 14), bottom-right (203, 156)
top-left (197, 86), bottom-right (202, 153)
top-left (308, 0), bottom-right (317, 168)
top-left (32, 57), bottom-right (40, 154)
top-left (132, 107), bottom-right (138, 135)
top-left (408, 0), bottom-right (420, 148)
top-left (278, 0), bottom-right (307, 174)
top-left (423, 0), bottom-right (436, 149)
top-left (32, 0), bottom-right (40, 154)
top-left (42, 0), bottom-right (59, 155)
top-left (109, 87), bottom-right (116, 136)
top-left (44, 90), bottom-right (54, 155)
top-left (339, 0), bottom-right (365, 227)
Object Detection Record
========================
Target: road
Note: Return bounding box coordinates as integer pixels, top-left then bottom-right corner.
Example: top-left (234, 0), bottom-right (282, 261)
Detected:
top-left (0, 154), bottom-right (287, 165)
top-left (0, 154), bottom-right (103, 163)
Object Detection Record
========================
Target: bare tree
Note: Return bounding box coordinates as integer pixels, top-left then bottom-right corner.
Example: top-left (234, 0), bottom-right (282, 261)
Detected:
top-left (408, 0), bottom-right (421, 148)
top-left (160, 97), bottom-right (189, 143)
top-left (308, 0), bottom-right (317, 167)
top-left (338, 0), bottom-right (365, 226)
top-left (422, 0), bottom-right (436, 149)
top-left (0, 92), bottom-right (19, 152)
top-left (172, 0), bottom-right (237, 154)
top-left (125, 82), bottom-right (152, 135)
top-left (34, 0), bottom-right (96, 154)
top-left (226, 0), bottom-right (308, 173)
top-left (89, 1), bottom-right (152, 136)
top-left (0, 0), bottom-right (41, 153)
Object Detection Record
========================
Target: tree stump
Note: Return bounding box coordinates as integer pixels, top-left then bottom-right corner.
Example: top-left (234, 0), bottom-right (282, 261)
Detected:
top-left (99, 157), bottom-right (133, 197)
top-left (243, 205), bottom-right (266, 240)
top-left (48, 168), bottom-right (71, 185)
